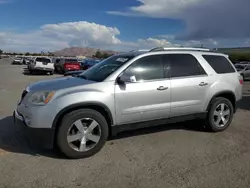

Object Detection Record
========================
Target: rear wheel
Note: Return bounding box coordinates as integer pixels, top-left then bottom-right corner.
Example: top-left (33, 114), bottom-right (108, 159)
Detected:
top-left (56, 109), bottom-right (109, 159)
top-left (206, 97), bottom-right (234, 132)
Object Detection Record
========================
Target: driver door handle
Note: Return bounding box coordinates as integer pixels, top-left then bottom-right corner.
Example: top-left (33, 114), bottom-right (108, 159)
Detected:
top-left (157, 86), bottom-right (168, 91)
top-left (199, 82), bottom-right (208, 86)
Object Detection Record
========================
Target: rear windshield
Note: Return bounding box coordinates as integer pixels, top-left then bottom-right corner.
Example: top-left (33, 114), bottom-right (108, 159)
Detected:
top-left (202, 55), bottom-right (235, 74)
top-left (36, 58), bottom-right (51, 63)
top-left (65, 59), bottom-right (78, 62)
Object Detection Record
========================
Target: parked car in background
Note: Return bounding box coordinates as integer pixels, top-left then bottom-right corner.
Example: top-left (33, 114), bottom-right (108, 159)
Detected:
top-left (14, 47), bottom-right (243, 159)
top-left (12, 56), bottom-right (24, 65)
top-left (54, 58), bottom-right (80, 73)
top-left (234, 64), bottom-right (250, 80)
top-left (80, 59), bottom-right (100, 70)
top-left (28, 57), bottom-right (54, 75)
top-left (23, 57), bottom-right (34, 65)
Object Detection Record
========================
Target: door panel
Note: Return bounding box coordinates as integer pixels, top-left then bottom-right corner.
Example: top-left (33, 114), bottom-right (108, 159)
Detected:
top-left (114, 54), bottom-right (170, 125)
top-left (115, 80), bottom-right (171, 125)
top-left (162, 53), bottom-right (210, 117)
top-left (170, 76), bottom-right (211, 117)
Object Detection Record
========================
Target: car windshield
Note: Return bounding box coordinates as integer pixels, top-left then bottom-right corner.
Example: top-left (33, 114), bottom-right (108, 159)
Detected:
top-left (78, 55), bottom-right (134, 82)
top-left (235, 64), bottom-right (246, 70)
top-left (36, 57), bottom-right (51, 63)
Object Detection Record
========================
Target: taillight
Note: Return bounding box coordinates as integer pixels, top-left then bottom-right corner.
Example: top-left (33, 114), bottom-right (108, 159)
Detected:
top-left (64, 62), bottom-right (80, 69)
top-left (239, 79), bottom-right (243, 85)
top-left (239, 75), bottom-right (243, 85)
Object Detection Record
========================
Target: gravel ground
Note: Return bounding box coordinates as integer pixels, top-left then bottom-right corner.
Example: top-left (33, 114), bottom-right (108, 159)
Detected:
top-left (0, 58), bottom-right (250, 188)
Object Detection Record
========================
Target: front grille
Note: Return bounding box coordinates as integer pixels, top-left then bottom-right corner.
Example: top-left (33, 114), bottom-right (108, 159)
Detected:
top-left (19, 90), bottom-right (28, 104)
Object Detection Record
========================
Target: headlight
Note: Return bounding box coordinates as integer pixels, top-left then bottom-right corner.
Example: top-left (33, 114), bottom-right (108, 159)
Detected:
top-left (28, 91), bottom-right (55, 105)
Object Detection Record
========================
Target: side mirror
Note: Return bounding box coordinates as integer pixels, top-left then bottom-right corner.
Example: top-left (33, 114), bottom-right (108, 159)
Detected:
top-left (117, 74), bottom-right (136, 85)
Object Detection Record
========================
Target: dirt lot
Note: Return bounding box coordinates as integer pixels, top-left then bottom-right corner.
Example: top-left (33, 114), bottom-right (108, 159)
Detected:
top-left (0, 58), bottom-right (250, 188)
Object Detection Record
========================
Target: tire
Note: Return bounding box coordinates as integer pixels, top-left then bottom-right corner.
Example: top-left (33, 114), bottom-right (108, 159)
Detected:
top-left (56, 109), bottom-right (109, 159)
top-left (49, 71), bottom-right (54, 75)
top-left (206, 97), bottom-right (234, 132)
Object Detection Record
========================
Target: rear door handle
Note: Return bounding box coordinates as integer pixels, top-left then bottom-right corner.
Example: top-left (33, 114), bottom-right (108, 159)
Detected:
top-left (157, 86), bottom-right (168, 91)
top-left (199, 82), bottom-right (208, 86)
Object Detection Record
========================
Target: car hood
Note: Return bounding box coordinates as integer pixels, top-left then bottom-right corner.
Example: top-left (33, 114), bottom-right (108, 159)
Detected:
top-left (27, 77), bottom-right (95, 92)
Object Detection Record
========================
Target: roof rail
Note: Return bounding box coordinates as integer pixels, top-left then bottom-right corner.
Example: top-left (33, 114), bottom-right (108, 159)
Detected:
top-left (129, 49), bottom-right (150, 52)
top-left (149, 47), bottom-right (211, 52)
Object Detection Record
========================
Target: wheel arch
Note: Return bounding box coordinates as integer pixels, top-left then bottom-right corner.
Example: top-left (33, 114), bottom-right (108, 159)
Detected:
top-left (52, 102), bottom-right (114, 131)
top-left (206, 91), bottom-right (236, 113)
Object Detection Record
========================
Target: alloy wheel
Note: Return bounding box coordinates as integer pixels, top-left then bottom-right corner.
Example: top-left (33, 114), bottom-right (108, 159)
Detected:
top-left (213, 103), bottom-right (231, 127)
top-left (67, 118), bottom-right (101, 152)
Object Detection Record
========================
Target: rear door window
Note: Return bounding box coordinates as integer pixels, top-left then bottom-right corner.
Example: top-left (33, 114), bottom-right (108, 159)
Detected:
top-left (36, 58), bottom-right (51, 63)
top-left (163, 54), bottom-right (206, 78)
top-left (202, 55), bottom-right (235, 74)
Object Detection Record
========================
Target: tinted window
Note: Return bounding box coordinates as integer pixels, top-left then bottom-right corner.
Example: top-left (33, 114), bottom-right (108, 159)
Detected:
top-left (164, 54), bottom-right (206, 78)
top-left (203, 55), bottom-right (235, 74)
top-left (36, 58), bottom-right (51, 63)
top-left (123, 55), bottom-right (164, 81)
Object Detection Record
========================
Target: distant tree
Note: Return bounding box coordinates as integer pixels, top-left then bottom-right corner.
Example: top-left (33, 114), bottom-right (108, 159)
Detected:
top-left (229, 53), bottom-right (250, 62)
top-left (94, 50), bottom-right (102, 58)
top-left (0, 49), bottom-right (3, 55)
top-left (25, 52), bottom-right (30, 56)
top-left (102, 52), bottom-right (112, 59)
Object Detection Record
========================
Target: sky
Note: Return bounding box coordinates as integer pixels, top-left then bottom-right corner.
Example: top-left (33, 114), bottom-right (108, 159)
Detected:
top-left (0, 0), bottom-right (250, 52)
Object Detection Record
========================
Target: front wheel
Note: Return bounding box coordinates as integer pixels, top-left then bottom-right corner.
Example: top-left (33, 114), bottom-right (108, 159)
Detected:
top-left (56, 109), bottom-right (109, 159)
top-left (206, 97), bottom-right (234, 132)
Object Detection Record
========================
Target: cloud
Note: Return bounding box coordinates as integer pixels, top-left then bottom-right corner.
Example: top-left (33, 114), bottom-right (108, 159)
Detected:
top-left (0, 21), bottom-right (183, 52)
top-left (0, 20), bottom-right (248, 53)
top-left (41, 21), bottom-right (121, 47)
top-left (107, 0), bottom-right (250, 41)
top-left (107, 0), bottom-right (203, 18)
top-left (137, 37), bottom-right (177, 48)
top-left (176, 0), bottom-right (250, 40)
top-left (0, 21), bottom-right (122, 52)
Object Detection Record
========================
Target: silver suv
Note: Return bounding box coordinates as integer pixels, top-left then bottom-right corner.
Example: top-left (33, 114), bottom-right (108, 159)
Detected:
top-left (13, 47), bottom-right (243, 159)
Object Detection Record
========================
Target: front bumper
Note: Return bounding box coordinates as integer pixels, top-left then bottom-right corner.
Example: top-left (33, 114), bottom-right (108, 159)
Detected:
top-left (13, 110), bottom-right (55, 149)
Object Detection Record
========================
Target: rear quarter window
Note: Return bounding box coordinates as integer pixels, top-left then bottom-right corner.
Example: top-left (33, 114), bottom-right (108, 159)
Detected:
top-left (203, 55), bottom-right (235, 74)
